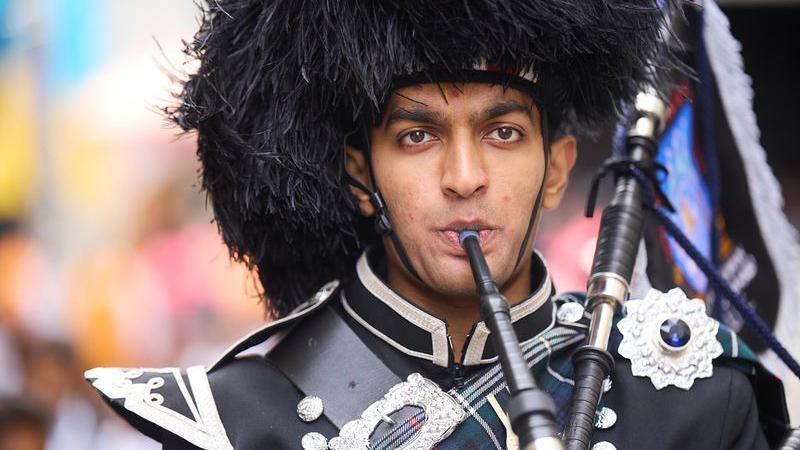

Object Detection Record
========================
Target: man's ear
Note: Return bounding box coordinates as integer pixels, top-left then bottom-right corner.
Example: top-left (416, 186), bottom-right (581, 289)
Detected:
top-left (344, 145), bottom-right (376, 217)
top-left (542, 135), bottom-right (577, 210)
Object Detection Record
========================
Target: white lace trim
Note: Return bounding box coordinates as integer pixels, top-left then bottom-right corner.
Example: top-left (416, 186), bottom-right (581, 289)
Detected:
top-left (703, 0), bottom-right (800, 416)
top-left (85, 366), bottom-right (233, 450)
top-left (462, 290), bottom-right (556, 366)
top-left (356, 254), bottom-right (450, 366)
top-left (341, 291), bottom-right (438, 363)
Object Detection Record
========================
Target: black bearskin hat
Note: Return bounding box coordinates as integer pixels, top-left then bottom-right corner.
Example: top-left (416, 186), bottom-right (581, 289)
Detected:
top-left (171, 0), bottom-right (675, 317)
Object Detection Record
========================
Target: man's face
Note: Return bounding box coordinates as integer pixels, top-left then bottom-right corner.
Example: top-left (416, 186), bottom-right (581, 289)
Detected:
top-left (349, 82), bottom-right (575, 298)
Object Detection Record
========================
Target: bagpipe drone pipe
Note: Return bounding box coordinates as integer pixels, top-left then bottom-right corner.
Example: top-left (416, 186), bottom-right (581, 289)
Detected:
top-left (562, 2), bottom-right (800, 449)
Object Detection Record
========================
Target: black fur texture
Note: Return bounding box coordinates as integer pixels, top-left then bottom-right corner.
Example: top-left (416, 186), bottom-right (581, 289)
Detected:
top-left (170, 0), bottom-right (676, 317)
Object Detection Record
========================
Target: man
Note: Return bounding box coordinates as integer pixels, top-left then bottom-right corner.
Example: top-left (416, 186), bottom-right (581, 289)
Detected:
top-left (85, 1), bottom-right (791, 449)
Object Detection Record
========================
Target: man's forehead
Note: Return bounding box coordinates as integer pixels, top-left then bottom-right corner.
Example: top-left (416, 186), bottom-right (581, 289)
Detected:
top-left (384, 82), bottom-right (536, 113)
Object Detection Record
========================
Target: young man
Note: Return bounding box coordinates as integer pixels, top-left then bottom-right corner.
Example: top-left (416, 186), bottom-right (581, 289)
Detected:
top-left (85, 1), bottom-right (790, 449)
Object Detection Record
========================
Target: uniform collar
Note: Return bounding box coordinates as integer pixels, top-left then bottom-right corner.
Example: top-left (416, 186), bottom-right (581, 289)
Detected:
top-left (342, 248), bottom-right (555, 367)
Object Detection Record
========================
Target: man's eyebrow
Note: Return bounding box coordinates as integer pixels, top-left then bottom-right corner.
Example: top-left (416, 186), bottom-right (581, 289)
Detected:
top-left (384, 106), bottom-right (448, 128)
top-left (383, 100), bottom-right (535, 128)
top-left (472, 101), bottom-right (534, 124)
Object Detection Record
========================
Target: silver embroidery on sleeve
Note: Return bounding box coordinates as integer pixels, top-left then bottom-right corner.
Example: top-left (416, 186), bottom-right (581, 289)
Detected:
top-left (327, 373), bottom-right (466, 450)
top-left (617, 288), bottom-right (723, 390)
top-left (84, 366), bottom-right (233, 450)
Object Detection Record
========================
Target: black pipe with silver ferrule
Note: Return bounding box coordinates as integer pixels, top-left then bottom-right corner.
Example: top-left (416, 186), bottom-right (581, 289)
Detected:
top-left (563, 91), bottom-right (668, 450)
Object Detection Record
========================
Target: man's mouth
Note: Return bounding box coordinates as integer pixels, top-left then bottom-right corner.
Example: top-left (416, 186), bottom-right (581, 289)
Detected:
top-left (437, 220), bottom-right (498, 251)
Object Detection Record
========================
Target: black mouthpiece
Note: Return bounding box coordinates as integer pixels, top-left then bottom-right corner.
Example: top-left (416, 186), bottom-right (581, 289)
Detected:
top-left (459, 230), bottom-right (497, 296)
top-left (459, 229), bottom-right (480, 247)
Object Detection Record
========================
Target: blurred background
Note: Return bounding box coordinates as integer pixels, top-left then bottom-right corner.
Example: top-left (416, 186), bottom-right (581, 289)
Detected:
top-left (0, 1), bottom-right (796, 449)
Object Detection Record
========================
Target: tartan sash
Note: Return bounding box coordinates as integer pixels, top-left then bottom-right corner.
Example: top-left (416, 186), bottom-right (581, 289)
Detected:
top-left (372, 325), bottom-right (586, 450)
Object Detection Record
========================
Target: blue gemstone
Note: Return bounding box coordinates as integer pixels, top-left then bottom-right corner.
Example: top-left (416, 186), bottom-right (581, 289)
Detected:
top-left (660, 318), bottom-right (691, 349)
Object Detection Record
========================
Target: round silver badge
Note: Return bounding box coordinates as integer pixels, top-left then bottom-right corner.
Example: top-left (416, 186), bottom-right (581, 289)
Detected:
top-left (297, 395), bottom-right (324, 423)
top-left (301, 432), bottom-right (328, 450)
top-left (556, 302), bottom-right (585, 323)
top-left (594, 407), bottom-right (617, 429)
top-left (592, 441), bottom-right (617, 450)
top-left (617, 288), bottom-right (723, 390)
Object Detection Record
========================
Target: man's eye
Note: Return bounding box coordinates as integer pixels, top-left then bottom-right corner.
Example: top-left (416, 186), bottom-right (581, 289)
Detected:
top-left (400, 130), bottom-right (435, 146)
top-left (486, 126), bottom-right (521, 142)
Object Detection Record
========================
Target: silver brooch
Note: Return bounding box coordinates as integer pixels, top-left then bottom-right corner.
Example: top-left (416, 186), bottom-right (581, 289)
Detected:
top-left (618, 288), bottom-right (723, 390)
top-left (297, 395), bottom-right (324, 423)
top-left (328, 373), bottom-right (466, 449)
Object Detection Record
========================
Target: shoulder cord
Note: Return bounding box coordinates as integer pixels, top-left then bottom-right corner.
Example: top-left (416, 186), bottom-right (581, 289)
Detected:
top-left (626, 167), bottom-right (800, 379)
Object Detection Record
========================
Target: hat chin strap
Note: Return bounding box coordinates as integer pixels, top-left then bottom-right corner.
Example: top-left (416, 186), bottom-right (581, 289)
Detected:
top-left (350, 112), bottom-right (550, 285)
top-left (347, 124), bottom-right (424, 282)
top-left (513, 111), bottom-right (550, 270)
top-left (367, 189), bottom-right (424, 281)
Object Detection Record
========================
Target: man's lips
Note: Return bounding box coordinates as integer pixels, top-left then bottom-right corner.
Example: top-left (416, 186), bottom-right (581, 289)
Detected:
top-left (436, 220), bottom-right (499, 251)
top-left (441, 229), bottom-right (494, 247)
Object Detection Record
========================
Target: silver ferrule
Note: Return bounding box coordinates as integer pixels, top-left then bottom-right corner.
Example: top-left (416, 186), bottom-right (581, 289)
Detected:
top-left (586, 272), bottom-right (630, 311)
top-left (630, 116), bottom-right (658, 140)
top-left (628, 91), bottom-right (668, 139)
top-left (586, 302), bottom-right (617, 350)
top-left (585, 272), bottom-right (629, 350)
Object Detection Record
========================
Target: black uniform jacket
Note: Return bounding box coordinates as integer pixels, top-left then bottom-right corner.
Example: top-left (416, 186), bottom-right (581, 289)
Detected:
top-left (85, 250), bottom-right (790, 449)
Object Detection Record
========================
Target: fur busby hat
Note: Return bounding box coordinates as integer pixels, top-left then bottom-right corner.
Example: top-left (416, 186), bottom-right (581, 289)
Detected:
top-left (171, 0), bottom-right (675, 317)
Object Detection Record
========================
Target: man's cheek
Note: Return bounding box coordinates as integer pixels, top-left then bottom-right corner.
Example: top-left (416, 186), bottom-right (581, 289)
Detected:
top-left (393, 196), bottom-right (424, 239)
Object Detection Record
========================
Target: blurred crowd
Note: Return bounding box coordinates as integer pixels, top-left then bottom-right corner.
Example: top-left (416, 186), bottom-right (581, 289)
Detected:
top-left (0, 2), bottom-right (266, 449)
top-left (0, 185), bottom-right (265, 450)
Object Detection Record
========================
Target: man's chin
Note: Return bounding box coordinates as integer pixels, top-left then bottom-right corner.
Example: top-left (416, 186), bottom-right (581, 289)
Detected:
top-left (419, 264), bottom-right (480, 298)
top-left (419, 250), bottom-right (510, 290)
top-left (428, 283), bottom-right (481, 300)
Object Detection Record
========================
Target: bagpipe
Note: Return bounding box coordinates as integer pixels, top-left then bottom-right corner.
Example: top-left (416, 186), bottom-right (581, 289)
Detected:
top-left (460, 3), bottom-right (800, 449)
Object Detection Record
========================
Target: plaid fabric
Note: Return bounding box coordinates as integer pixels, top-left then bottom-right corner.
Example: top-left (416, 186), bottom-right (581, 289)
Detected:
top-left (372, 324), bottom-right (587, 450)
top-left (369, 290), bottom-right (760, 450)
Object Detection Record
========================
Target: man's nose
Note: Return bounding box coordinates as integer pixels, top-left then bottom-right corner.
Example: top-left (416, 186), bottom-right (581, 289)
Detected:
top-left (440, 133), bottom-right (489, 198)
